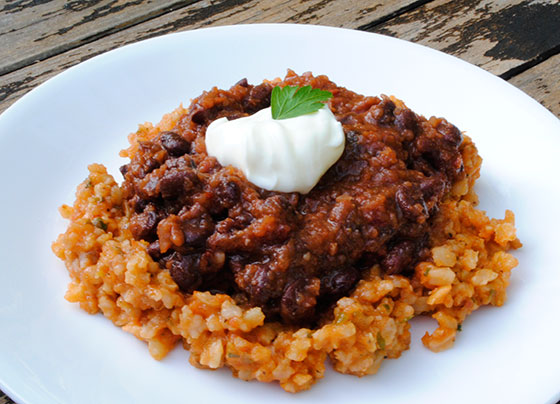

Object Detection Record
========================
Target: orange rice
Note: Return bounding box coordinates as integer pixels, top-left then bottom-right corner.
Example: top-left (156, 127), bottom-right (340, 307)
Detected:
top-left (52, 99), bottom-right (521, 393)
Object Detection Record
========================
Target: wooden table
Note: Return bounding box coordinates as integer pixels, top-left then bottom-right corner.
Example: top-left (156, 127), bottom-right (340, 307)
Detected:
top-left (0, 1), bottom-right (558, 403)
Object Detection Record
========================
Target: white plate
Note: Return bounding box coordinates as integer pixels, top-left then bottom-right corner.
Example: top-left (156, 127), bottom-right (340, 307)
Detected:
top-left (0, 24), bottom-right (559, 404)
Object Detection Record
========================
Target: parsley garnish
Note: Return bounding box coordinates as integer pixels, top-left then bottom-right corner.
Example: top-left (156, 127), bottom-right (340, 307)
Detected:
top-left (271, 85), bottom-right (333, 120)
top-left (92, 218), bottom-right (108, 231)
top-left (376, 333), bottom-right (386, 350)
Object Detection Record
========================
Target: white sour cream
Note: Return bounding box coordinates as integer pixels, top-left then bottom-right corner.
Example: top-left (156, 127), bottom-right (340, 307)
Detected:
top-left (205, 106), bottom-right (345, 194)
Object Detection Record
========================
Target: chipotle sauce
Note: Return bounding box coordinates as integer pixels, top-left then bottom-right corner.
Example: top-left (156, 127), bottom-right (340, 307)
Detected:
top-left (120, 72), bottom-right (464, 325)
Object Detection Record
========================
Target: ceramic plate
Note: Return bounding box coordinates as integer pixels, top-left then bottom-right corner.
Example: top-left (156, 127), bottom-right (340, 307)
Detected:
top-left (0, 24), bottom-right (559, 404)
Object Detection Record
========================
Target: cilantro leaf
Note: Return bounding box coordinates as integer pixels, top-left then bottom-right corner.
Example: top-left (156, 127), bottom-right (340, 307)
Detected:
top-left (376, 332), bottom-right (386, 350)
top-left (271, 85), bottom-right (333, 120)
top-left (92, 218), bottom-right (108, 231)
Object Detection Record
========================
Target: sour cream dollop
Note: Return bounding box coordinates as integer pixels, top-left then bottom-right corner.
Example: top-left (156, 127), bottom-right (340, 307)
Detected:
top-left (205, 106), bottom-right (345, 194)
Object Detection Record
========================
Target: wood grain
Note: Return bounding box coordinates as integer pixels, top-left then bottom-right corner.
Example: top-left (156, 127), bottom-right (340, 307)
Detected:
top-left (509, 53), bottom-right (560, 117)
top-left (0, 0), bottom-right (200, 75)
top-left (0, 0), bottom-right (423, 114)
top-left (1, 0), bottom-right (559, 117)
top-left (0, 0), bottom-right (425, 77)
top-left (371, 0), bottom-right (560, 76)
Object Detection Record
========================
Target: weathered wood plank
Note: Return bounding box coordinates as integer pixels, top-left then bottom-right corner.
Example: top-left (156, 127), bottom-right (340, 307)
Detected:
top-left (0, 0), bottom-right (200, 75)
top-left (1, 0), bottom-right (559, 118)
top-left (370, 0), bottom-right (560, 77)
top-left (0, 0), bottom-right (422, 114)
top-left (0, 391), bottom-right (10, 404)
top-left (118, 0), bottom-right (425, 38)
top-left (509, 53), bottom-right (560, 118)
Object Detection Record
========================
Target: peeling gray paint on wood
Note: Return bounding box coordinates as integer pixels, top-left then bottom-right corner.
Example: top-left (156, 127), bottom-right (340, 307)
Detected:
top-left (0, 0), bottom-right (558, 117)
top-left (371, 0), bottom-right (560, 76)
top-left (0, 0), bottom-right (422, 78)
top-left (0, 0), bottom-right (422, 114)
top-left (509, 53), bottom-right (560, 117)
top-left (0, 0), bottom-right (200, 75)
top-left (46, 0), bottom-right (420, 45)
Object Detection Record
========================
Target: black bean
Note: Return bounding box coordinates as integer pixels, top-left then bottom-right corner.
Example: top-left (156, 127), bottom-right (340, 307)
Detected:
top-left (235, 78), bottom-right (249, 87)
top-left (243, 83), bottom-right (272, 113)
top-left (138, 175), bottom-right (159, 199)
top-left (320, 267), bottom-right (360, 296)
top-left (231, 212), bottom-right (254, 229)
top-left (147, 240), bottom-right (161, 259)
top-left (437, 121), bottom-right (463, 146)
top-left (280, 277), bottom-right (320, 324)
top-left (381, 240), bottom-right (416, 275)
top-left (395, 182), bottom-right (429, 222)
top-left (368, 98), bottom-right (395, 126)
top-left (159, 170), bottom-right (192, 198)
top-left (168, 253), bottom-right (202, 292)
top-left (144, 157), bottom-right (160, 175)
top-left (415, 136), bottom-right (464, 179)
top-left (333, 159), bottom-right (367, 181)
top-left (208, 288), bottom-right (227, 295)
top-left (216, 181), bottom-right (240, 207)
top-left (119, 164), bottom-right (128, 177)
top-left (160, 131), bottom-right (190, 156)
top-left (128, 205), bottom-right (158, 240)
top-left (181, 213), bottom-right (214, 247)
top-left (209, 181), bottom-right (240, 217)
top-left (380, 99), bottom-right (396, 124)
top-left (247, 265), bottom-right (275, 306)
top-left (129, 206), bottom-right (159, 240)
top-left (129, 195), bottom-right (148, 213)
top-left (419, 175), bottom-right (446, 212)
top-left (191, 109), bottom-right (207, 125)
top-left (395, 108), bottom-right (418, 132)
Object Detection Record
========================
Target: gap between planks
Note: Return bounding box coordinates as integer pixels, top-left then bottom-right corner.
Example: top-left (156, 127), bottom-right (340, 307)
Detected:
top-left (0, 0), bottom-right (426, 76)
top-left (0, 0), bottom-right (426, 112)
top-left (0, 0), bottom-right (559, 118)
top-left (0, 0), bottom-right (204, 76)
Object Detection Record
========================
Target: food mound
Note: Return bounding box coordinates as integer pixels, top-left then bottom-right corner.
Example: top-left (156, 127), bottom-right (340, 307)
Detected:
top-left (53, 71), bottom-right (521, 392)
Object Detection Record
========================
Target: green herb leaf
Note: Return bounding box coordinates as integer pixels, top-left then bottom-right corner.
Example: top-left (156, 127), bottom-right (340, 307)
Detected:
top-left (376, 333), bottom-right (386, 350)
top-left (457, 324), bottom-right (463, 332)
top-left (92, 218), bottom-right (108, 231)
top-left (271, 85), bottom-right (333, 120)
